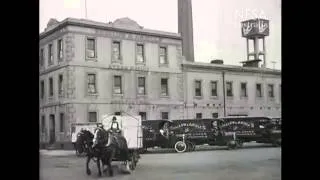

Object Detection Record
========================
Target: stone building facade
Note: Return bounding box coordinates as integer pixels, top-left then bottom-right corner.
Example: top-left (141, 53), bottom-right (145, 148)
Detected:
top-left (182, 61), bottom-right (281, 119)
top-left (39, 18), bottom-right (281, 149)
top-left (39, 18), bottom-right (185, 149)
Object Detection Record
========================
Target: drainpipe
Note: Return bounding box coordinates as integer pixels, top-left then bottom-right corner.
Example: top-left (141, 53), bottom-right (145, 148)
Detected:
top-left (222, 71), bottom-right (226, 117)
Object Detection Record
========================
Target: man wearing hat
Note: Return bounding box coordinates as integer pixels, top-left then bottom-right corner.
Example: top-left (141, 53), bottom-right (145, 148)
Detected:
top-left (109, 116), bottom-right (121, 134)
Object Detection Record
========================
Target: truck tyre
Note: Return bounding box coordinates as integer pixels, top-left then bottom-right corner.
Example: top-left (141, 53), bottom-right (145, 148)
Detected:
top-left (236, 141), bottom-right (243, 148)
top-left (227, 140), bottom-right (237, 150)
top-left (174, 141), bottom-right (187, 153)
top-left (272, 138), bottom-right (281, 147)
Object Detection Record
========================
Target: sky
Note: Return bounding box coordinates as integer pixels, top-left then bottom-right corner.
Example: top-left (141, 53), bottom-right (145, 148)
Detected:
top-left (40, 0), bottom-right (281, 70)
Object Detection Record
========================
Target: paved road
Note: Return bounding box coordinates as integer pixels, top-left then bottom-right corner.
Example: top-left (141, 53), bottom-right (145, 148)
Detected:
top-left (40, 144), bottom-right (281, 180)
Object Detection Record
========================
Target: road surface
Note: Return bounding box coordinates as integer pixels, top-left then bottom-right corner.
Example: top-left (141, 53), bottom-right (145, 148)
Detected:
top-left (40, 144), bottom-right (281, 180)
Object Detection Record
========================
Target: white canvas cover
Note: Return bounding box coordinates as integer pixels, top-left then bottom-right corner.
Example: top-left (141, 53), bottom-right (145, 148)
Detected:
top-left (102, 115), bottom-right (143, 149)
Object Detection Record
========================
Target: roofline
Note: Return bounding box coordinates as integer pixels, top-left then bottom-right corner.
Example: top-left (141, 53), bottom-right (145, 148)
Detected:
top-left (40, 18), bottom-right (182, 40)
top-left (182, 61), bottom-right (281, 75)
top-left (218, 116), bottom-right (272, 119)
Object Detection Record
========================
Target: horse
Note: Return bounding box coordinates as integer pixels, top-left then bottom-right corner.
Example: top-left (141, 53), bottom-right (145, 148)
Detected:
top-left (92, 127), bottom-right (131, 177)
top-left (75, 129), bottom-right (107, 177)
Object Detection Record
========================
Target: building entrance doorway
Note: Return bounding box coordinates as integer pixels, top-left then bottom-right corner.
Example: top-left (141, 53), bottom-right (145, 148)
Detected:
top-left (49, 114), bottom-right (55, 144)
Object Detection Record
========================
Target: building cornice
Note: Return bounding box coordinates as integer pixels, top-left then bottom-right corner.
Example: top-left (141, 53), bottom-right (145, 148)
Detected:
top-left (40, 18), bottom-right (182, 41)
top-left (182, 61), bottom-right (281, 76)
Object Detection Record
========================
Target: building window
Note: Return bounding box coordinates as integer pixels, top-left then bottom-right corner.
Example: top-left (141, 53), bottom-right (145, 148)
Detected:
top-left (212, 113), bottom-right (218, 118)
top-left (195, 80), bottom-right (202, 97)
top-left (49, 77), bottom-right (53, 97)
top-left (226, 82), bottom-right (233, 97)
top-left (48, 44), bottom-right (53, 65)
top-left (136, 44), bottom-right (144, 63)
top-left (58, 74), bottom-right (63, 95)
top-left (113, 76), bottom-right (122, 94)
top-left (159, 47), bottom-right (167, 64)
top-left (88, 112), bottom-right (97, 122)
top-left (112, 41), bottom-right (121, 61)
top-left (256, 83), bottom-right (262, 97)
top-left (240, 83), bottom-right (247, 97)
top-left (161, 112), bottom-right (169, 120)
top-left (87, 74), bottom-right (97, 94)
top-left (139, 112), bottom-right (147, 121)
top-left (41, 115), bottom-right (46, 133)
top-left (57, 39), bottom-right (63, 61)
top-left (138, 77), bottom-right (146, 95)
top-left (86, 38), bottom-right (96, 58)
top-left (211, 81), bottom-right (217, 96)
top-left (115, 112), bottom-right (121, 115)
top-left (268, 84), bottom-right (274, 98)
top-left (196, 113), bottom-right (202, 119)
top-left (161, 78), bottom-right (168, 96)
top-left (40, 48), bottom-right (44, 67)
top-left (60, 113), bottom-right (64, 132)
top-left (40, 80), bottom-right (45, 99)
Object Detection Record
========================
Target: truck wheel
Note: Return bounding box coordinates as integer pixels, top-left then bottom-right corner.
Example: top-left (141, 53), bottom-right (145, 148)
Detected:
top-left (174, 141), bottom-right (187, 153)
top-left (272, 138), bottom-right (281, 147)
top-left (236, 141), bottom-right (243, 148)
top-left (227, 140), bottom-right (237, 150)
top-left (186, 141), bottom-right (194, 152)
top-left (186, 141), bottom-right (191, 152)
top-left (191, 142), bottom-right (196, 151)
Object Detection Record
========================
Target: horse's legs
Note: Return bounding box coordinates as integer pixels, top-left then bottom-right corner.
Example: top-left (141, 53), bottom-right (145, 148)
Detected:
top-left (86, 155), bottom-right (91, 175)
top-left (107, 150), bottom-right (116, 177)
top-left (97, 157), bottom-right (102, 177)
top-left (101, 156), bottom-right (108, 173)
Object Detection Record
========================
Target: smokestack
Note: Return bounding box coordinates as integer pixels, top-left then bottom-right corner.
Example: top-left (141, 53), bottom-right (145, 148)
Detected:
top-left (178, 0), bottom-right (195, 62)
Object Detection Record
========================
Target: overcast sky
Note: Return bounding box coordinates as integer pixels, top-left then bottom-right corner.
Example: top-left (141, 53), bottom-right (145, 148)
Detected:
top-left (40, 0), bottom-right (281, 69)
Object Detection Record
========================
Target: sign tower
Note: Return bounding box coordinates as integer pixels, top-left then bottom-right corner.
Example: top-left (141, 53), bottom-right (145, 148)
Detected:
top-left (240, 19), bottom-right (269, 68)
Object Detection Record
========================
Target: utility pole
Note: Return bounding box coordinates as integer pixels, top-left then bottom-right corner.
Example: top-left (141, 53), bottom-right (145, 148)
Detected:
top-left (222, 71), bottom-right (226, 117)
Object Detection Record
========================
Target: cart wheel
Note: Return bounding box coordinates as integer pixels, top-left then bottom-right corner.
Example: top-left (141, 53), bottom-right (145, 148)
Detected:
top-left (174, 141), bottom-right (187, 153)
top-left (129, 153), bottom-right (137, 170)
top-left (134, 151), bottom-right (140, 164)
top-left (75, 149), bottom-right (80, 157)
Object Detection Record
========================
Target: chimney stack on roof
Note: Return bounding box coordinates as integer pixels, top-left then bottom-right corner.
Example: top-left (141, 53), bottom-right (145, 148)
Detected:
top-left (178, 0), bottom-right (195, 62)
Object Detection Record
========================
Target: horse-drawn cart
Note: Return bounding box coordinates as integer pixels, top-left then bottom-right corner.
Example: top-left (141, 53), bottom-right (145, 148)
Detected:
top-left (102, 115), bottom-right (143, 170)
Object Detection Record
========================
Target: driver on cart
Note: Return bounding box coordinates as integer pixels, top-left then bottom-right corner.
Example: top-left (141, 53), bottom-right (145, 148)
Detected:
top-left (108, 116), bottom-right (122, 135)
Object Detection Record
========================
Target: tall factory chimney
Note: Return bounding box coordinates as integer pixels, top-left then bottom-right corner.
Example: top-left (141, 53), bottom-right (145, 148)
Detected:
top-left (178, 0), bottom-right (195, 62)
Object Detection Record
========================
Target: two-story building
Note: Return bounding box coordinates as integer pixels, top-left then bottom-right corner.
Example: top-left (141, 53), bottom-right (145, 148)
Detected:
top-left (182, 61), bottom-right (281, 119)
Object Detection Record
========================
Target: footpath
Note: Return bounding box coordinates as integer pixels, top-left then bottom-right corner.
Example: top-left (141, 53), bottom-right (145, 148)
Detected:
top-left (40, 150), bottom-right (76, 157)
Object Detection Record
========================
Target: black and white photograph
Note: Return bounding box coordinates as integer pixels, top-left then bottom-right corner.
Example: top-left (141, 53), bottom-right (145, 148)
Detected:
top-left (39, 0), bottom-right (281, 179)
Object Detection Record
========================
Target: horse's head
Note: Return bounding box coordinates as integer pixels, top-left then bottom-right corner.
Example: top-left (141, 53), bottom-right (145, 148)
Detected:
top-left (93, 128), bottom-right (111, 148)
top-left (76, 130), bottom-right (94, 154)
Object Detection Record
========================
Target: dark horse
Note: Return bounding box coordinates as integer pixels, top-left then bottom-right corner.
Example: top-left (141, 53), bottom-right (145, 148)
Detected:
top-left (92, 127), bottom-right (131, 176)
top-left (75, 129), bottom-right (108, 177)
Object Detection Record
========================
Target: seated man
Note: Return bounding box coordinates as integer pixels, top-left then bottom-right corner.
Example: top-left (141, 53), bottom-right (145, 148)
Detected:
top-left (109, 116), bottom-right (122, 135)
top-left (159, 121), bottom-right (170, 139)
